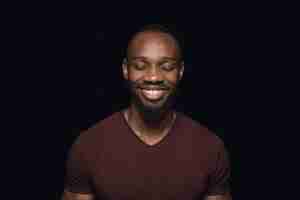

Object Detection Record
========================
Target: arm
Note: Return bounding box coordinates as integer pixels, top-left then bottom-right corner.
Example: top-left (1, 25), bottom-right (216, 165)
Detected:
top-left (63, 134), bottom-right (94, 200)
top-left (61, 190), bottom-right (95, 200)
top-left (204, 191), bottom-right (232, 200)
top-left (205, 140), bottom-right (232, 199)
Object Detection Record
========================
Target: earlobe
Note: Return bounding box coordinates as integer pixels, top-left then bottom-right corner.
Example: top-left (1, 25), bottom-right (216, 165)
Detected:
top-left (179, 62), bottom-right (184, 81)
top-left (122, 58), bottom-right (128, 80)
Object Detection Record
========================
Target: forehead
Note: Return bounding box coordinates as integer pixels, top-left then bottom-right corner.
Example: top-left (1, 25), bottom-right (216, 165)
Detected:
top-left (127, 31), bottom-right (180, 60)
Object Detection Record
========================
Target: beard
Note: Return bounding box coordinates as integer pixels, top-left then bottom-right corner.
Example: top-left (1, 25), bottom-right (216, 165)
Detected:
top-left (126, 79), bottom-right (178, 123)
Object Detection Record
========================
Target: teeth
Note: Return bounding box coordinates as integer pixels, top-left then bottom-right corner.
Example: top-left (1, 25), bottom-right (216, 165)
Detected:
top-left (141, 89), bottom-right (165, 100)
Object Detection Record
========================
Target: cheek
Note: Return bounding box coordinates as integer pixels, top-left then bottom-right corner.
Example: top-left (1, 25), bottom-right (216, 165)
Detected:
top-left (127, 70), bottom-right (143, 82)
top-left (165, 72), bottom-right (180, 85)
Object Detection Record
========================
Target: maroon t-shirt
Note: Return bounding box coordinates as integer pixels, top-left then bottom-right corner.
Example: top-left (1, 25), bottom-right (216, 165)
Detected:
top-left (65, 110), bottom-right (230, 199)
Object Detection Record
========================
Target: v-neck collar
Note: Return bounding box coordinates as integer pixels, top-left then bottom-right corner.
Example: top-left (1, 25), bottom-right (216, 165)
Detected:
top-left (120, 109), bottom-right (179, 148)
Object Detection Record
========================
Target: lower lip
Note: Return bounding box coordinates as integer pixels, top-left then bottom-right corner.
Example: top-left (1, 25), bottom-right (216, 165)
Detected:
top-left (141, 89), bottom-right (166, 101)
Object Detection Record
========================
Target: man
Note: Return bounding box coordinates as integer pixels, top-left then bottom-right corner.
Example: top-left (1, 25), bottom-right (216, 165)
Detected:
top-left (62, 24), bottom-right (232, 200)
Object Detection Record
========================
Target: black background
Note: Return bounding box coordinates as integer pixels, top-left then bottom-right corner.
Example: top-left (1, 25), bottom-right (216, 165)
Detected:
top-left (6, 2), bottom-right (294, 200)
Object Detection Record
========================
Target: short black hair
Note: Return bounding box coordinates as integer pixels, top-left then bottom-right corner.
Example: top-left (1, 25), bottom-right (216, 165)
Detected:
top-left (126, 24), bottom-right (184, 60)
top-left (136, 24), bottom-right (172, 34)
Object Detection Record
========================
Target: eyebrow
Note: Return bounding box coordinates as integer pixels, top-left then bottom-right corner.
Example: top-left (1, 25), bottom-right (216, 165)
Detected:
top-left (129, 56), bottom-right (179, 61)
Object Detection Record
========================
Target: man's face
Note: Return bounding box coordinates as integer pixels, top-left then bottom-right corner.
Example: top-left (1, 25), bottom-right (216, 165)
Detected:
top-left (123, 31), bottom-right (184, 114)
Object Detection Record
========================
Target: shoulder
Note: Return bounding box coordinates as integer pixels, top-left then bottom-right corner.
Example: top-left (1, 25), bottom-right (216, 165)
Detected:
top-left (176, 112), bottom-right (225, 149)
top-left (70, 111), bottom-right (122, 154)
top-left (82, 111), bottom-right (122, 136)
top-left (176, 112), bottom-right (229, 170)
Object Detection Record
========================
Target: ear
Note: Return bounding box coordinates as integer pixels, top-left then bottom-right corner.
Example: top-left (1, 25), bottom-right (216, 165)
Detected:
top-left (122, 58), bottom-right (129, 80)
top-left (178, 61), bottom-right (184, 81)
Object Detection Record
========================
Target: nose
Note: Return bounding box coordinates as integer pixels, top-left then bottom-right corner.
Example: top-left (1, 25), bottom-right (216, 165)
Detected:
top-left (145, 65), bottom-right (163, 82)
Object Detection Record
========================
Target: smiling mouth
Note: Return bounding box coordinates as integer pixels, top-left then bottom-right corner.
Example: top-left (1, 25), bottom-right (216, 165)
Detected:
top-left (140, 88), bottom-right (167, 101)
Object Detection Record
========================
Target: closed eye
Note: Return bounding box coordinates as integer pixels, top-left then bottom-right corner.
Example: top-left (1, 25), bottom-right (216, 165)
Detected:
top-left (160, 62), bottom-right (177, 71)
top-left (129, 61), bottom-right (147, 70)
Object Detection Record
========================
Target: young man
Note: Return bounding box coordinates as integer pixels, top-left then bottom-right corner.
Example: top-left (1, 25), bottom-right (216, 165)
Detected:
top-left (62, 24), bottom-right (232, 200)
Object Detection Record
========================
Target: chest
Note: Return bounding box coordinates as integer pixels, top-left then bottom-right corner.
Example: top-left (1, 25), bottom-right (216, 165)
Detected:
top-left (90, 144), bottom-right (211, 199)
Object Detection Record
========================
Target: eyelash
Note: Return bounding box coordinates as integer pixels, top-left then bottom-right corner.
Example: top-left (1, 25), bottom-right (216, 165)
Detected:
top-left (131, 63), bottom-right (176, 71)
top-left (133, 63), bottom-right (146, 70)
top-left (161, 63), bottom-right (176, 71)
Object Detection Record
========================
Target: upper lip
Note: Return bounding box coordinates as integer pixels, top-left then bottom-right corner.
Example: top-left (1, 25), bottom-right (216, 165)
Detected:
top-left (140, 86), bottom-right (168, 90)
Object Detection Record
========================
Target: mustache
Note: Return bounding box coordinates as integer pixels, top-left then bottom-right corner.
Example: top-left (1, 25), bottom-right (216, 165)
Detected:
top-left (127, 80), bottom-right (174, 90)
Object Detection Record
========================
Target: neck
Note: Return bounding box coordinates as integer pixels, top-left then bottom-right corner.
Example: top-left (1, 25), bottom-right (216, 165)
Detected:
top-left (125, 104), bottom-right (175, 137)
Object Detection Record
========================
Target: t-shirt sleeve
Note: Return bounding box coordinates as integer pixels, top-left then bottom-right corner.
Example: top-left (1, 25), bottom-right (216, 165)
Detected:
top-left (64, 138), bottom-right (93, 194)
top-left (206, 140), bottom-right (231, 195)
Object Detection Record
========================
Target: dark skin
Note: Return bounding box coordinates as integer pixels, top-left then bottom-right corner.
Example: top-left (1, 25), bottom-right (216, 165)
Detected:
top-left (122, 31), bottom-right (184, 145)
top-left (62, 31), bottom-right (232, 200)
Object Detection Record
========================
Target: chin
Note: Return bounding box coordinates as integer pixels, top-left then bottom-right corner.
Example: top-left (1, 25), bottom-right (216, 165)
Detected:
top-left (134, 95), bottom-right (174, 122)
top-left (137, 104), bottom-right (165, 122)
top-left (138, 99), bottom-right (165, 113)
